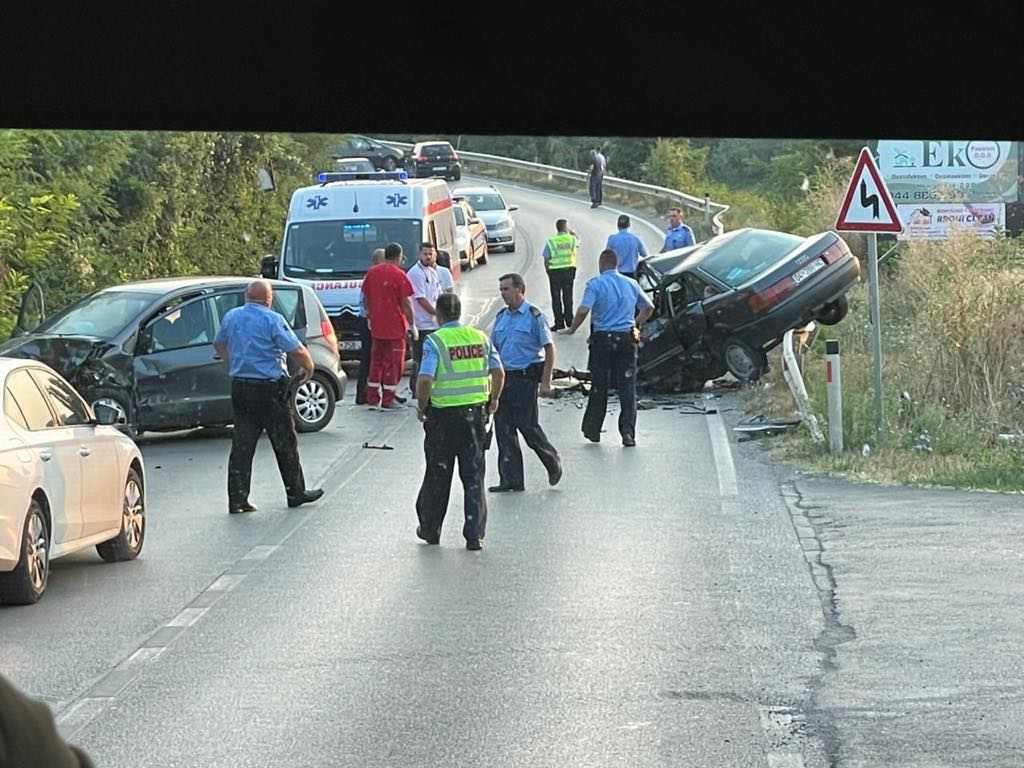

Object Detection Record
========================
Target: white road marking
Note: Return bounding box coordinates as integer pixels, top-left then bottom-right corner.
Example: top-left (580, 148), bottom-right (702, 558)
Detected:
top-left (706, 411), bottom-right (739, 500)
top-left (242, 544), bottom-right (279, 560)
top-left (119, 646), bottom-right (167, 669)
top-left (166, 607), bottom-right (209, 627)
top-left (55, 697), bottom-right (111, 732)
top-left (207, 574), bottom-right (247, 592)
top-left (767, 755), bottom-right (805, 768)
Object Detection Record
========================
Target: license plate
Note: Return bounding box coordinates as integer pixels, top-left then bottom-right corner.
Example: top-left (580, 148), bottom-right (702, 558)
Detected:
top-left (433, 166), bottom-right (446, 171)
top-left (792, 258), bottom-right (826, 284)
top-left (339, 340), bottom-right (361, 350)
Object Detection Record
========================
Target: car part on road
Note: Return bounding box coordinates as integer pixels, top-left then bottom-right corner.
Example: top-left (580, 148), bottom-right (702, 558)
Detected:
top-left (96, 467), bottom-right (146, 563)
top-left (0, 499), bottom-right (50, 605)
top-left (293, 373), bottom-right (336, 433)
top-left (362, 442), bottom-right (394, 450)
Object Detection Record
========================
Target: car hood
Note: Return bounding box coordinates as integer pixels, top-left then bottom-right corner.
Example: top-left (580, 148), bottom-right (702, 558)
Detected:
top-left (475, 210), bottom-right (511, 225)
top-left (0, 334), bottom-right (110, 376)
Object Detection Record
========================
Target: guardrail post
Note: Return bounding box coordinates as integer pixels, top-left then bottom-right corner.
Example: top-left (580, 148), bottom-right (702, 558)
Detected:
top-left (703, 194), bottom-right (711, 232)
top-left (782, 328), bottom-right (825, 444)
top-left (825, 339), bottom-right (843, 453)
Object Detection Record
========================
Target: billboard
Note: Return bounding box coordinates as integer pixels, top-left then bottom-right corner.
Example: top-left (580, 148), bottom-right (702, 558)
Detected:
top-left (877, 140), bottom-right (1018, 204)
top-left (896, 202), bottom-right (1005, 241)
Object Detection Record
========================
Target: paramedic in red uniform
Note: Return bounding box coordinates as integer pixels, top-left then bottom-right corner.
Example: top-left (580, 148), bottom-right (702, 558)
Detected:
top-left (361, 242), bottom-right (417, 409)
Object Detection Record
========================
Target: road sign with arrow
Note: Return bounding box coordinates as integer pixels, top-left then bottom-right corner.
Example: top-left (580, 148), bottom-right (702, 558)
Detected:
top-left (835, 147), bottom-right (903, 233)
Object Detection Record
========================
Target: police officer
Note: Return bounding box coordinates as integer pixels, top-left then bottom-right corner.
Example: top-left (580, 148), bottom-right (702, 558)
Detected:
top-left (488, 273), bottom-right (562, 493)
top-left (561, 249), bottom-right (654, 447)
top-left (661, 206), bottom-right (695, 252)
top-left (214, 279), bottom-right (324, 513)
top-left (414, 292), bottom-right (504, 550)
top-left (543, 218), bottom-right (580, 331)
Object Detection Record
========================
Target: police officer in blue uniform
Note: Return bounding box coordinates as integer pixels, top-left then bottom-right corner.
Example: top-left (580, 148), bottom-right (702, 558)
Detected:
top-left (661, 207), bottom-right (696, 252)
top-left (488, 273), bottom-right (563, 492)
top-left (561, 249), bottom-right (655, 446)
top-left (214, 279), bottom-right (324, 514)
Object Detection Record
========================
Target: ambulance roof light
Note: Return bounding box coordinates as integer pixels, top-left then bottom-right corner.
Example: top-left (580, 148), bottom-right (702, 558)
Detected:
top-left (316, 171), bottom-right (408, 184)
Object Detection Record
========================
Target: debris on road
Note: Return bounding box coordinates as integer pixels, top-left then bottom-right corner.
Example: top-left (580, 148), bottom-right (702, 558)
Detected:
top-left (362, 442), bottom-right (395, 450)
top-left (732, 414), bottom-right (802, 441)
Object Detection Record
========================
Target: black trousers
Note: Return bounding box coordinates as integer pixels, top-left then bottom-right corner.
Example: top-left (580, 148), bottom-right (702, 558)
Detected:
top-left (495, 368), bottom-right (561, 487)
top-left (547, 267), bottom-right (576, 330)
top-left (582, 331), bottom-right (638, 441)
top-left (589, 174), bottom-right (603, 205)
top-left (409, 328), bottom-right (436, 395)
top-left (228, 378), bottom-right (307, 507)
top-left (416, 404), bottom-right (489, 542)
top-left (355, 317), bottom-right (373, 404)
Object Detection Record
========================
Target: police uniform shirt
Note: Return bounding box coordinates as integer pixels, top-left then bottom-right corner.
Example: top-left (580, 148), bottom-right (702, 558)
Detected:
top-left (418, 321), bottom-right (503, 379)
top-left (605, 229), bottom-right (649, 273)
top-left (580, 271), bottom-right (655, 332)
top-left (663, 223), bottom-right (695, 251)
top-left (490, 301), bottom-right (552, 371)
top-left (215, 301), bottom-right (301, 380)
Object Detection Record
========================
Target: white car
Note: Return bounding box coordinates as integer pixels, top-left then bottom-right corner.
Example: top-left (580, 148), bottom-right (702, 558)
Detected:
top-left (451, 185), bottom-right (518, 252)
top-left (1, 359), bottom-right (145, 605)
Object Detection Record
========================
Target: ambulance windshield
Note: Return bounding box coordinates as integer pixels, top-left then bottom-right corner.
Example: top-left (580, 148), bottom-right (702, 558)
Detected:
top-left (283, 219), bottom-right (422, 278)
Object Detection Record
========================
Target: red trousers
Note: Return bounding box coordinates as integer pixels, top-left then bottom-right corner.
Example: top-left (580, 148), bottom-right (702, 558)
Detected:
top-left (366, 337), bottom-right (406, 406)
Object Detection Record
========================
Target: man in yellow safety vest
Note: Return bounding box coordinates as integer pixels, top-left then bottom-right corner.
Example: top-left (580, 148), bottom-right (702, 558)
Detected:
top-left (543, 218), bottom-right (580, 331)
top-left (414, 292), bottom-right (505, 550)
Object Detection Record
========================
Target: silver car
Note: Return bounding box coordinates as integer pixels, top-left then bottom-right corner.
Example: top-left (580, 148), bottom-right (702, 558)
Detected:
top-left (451, 185), bottom-right (519, 252)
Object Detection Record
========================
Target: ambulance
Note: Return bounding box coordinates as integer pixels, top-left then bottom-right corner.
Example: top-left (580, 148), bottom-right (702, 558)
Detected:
top-left (261, 171), bottom-right (461, 352)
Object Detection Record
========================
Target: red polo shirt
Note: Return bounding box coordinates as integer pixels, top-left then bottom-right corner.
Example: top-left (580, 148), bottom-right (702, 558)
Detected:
top-left (361, 262), bottom-right (414, 340)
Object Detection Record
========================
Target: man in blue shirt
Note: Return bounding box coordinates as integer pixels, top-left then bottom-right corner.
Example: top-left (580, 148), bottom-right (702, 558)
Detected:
top-left (214, 279), bottom-right (323, 514)
top-left (661, 207), bottom-right (696, 252)
top-left (561, 250), bottom-right (655, 446)
top-left (605, 214), bottom-right (648, 280)
top-left (486, 272), bottom-right (562, 493)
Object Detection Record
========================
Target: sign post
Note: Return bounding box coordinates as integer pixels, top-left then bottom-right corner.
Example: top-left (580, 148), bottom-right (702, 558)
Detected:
top-left (835, 147), bottom-right (903, 438)
top-left (825, 339), bottom-right (843, 453)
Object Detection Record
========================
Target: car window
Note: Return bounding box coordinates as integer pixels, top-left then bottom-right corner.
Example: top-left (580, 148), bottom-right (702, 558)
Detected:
top-left (4, 370), bottom-right (56, 430)
top-left (699, 230), bottom-right (805, 288)
top-left (460, 193), bottom-right (505, 211)
top-left (144, 297), bottom-right (216, 353)
top-left (350, 138), bottom-right (369, 151)
top-left (4, 386), bottom-right (29, 430)
top-left (36, 291), bottom-right (154, 340)
top-left (28, 369), bottom-right (92, 427)
top-left (452, 207), bottom-right (466, 226)
top-left (272, 288), bottom-right (305, 329)
top-left (212, 291), bottom-right (245, 325)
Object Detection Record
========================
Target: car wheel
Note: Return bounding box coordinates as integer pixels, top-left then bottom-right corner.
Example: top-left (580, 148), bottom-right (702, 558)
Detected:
top-left (722, 337), bottom-right (768, 382)
top-left (293, 373), bottom-right (336, 432)
top-left (0, 499), bottom-right (50, 605)
top-left (476, 249), bottom-right (487, 266)
top-left (382, 157), bottom-right (396, 172)
top-left (90, 389), bottom-right (138, 439)
top-left (816, 295), bottom-right (849, 325)
top-left (96, 467), bottom-right (145, 563)
top-left (454, 169), bottom-right (462, 181)
top-left (505, 241), bottom-right (516, 253)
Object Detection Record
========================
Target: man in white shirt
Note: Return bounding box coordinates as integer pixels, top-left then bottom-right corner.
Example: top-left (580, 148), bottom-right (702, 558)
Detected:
top-left (406, 241), bottom-right (454, 396)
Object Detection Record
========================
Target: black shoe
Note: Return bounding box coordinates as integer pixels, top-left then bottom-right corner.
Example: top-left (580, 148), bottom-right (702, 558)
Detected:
top-left (622, 435), bottom-right (636, 447)
top-left (393, 394), bottom-right (408, 404)
top-left (488, 484), bottom-right (525, 493)
top-left (416, 525), bottom-right (439, 545)
top-left (229, 501), bottom-right (258, 514)
top-left (548, 463), bottom-right (563, 486)
top-left (287, 489), bottom-right (324, 508)
top-left (466, 539), bottom-right (482, 551)
top-left (583, 431), bottom-right (601, 443)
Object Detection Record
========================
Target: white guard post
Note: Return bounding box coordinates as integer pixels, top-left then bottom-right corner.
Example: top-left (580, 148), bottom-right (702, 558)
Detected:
top-left (825, 339), bottom-right (843, 452)
top-left (782, 325), bottom-right (825, 444)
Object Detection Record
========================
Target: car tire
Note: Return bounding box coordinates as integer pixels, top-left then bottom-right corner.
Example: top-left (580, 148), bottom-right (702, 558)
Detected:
top-left (477, 249), bottom-right (487, 266)
top-left (0, 498), bottom-right (50, 605)
top-left (293, 372), bottom-right (336, 433)
top-left (90, 388), bottom-right (138, 439)
top-left (505, 241), bottom-right (516, 253)
top-left (722, 337), bottom-right (768, 382)
top-left (454, 169), bottom-right (462, 181)
top-left (382, 157), bottom-right (396, 172)
top-left (96, 467), bottom-right (145, 563)
top-left (816, 295), bottom-right (849, 325)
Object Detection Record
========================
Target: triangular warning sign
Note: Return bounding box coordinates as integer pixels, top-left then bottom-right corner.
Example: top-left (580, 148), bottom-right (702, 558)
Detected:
top-left (835, 147), bottom-right (903, 233)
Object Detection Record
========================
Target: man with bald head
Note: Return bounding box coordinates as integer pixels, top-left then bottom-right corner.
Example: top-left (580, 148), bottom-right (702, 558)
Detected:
top-left (214, 278), bottom-right (324, 514)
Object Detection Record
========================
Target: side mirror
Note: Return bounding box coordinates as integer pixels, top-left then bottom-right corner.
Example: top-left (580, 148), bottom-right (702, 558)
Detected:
top-left (94, 403), bottom-right (121, 426)
top-left (507, 205), bottom-right (519, 213)
top-left (469, 218), bottom-right (480, 225)
top-left (260, 254), bottom-right (279, 279)
top-left (436, 250), bottom-right (451, 268)
top-left (13, 281), bottom-right (45, 337)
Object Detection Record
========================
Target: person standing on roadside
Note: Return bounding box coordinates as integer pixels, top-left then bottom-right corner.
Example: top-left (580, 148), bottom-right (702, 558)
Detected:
top-left (488, 272), bottom-right (562, 493)
top-left (360, 242), bottom-right (418, 409)
top-left (542, 218), bottom-right (580, 331)
top-left (588, 148), bottom-right (606, 208)
top-left (560, 250), bottom-right (654, 447)
top-left (406, 241), bottom-right (454, 397)
top-left (605, 214), bottom-right (649, 281)
top-left (414, 293), bottom-right (504, 551)
top-left (355, 247), bottom-right (386, 405)
top-left (214, 279), bottom-right (323, 513)
top-left (661, 206), bottom-right (695, 252)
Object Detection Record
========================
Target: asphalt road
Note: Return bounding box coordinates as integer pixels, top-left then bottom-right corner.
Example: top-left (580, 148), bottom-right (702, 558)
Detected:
top-left (3, 178), bottom-right (1021, 767)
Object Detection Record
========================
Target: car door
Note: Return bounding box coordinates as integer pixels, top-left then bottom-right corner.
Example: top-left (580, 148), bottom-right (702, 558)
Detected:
top-left (133, 295), bottom-right (222, 430)
top-left (3, 369), bottom-right (83, 544)
top-left (28, 368), bottom-right (119, 538)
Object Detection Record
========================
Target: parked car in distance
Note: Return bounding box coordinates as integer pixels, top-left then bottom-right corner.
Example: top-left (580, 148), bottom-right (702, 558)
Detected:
top-left (636, 227), bottom-right (860, 390)
top-left (1, 358), bottom-right (146, 605)
top-left (410, 141), bottom-right (462, 181)
top-left (331, 135), bottom-right (405, 171)
top-left (333, 157), bottom-right (377, 174)
top-left (451, 185), bottom-right (518, 252)
top-left (451, 197), bottom-right (488, 269)
top-left (0, 277), bottom-right (347, 436)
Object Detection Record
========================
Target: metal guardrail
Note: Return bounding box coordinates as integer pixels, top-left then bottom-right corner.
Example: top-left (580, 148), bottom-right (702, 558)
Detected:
top-left (369, 139), bottom-right (730, 240)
